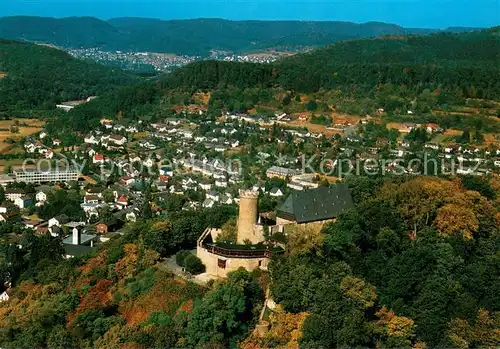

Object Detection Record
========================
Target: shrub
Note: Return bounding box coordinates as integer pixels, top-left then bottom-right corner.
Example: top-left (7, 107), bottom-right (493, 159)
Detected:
top-left (184, 255), bottom-right (205, 275)
top-left (175, 250), bottom-right (192, 267)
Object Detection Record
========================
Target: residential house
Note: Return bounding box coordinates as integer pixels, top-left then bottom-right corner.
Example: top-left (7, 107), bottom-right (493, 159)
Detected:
top-left (96, 222), bottom-right (108, 234)
top-left (266, 166), bottom-right (302, 179)
top-left (0, 291), bottom-right (9, 302)
top-left (48, 214), bottom-right (70, 228)
top-left (116, 195), bottom-right (129, 209)
top-left (426, 123), bottom-right (441, 133)
top-left (108, 135), bottom-right (127, 146)
top-left (155, 181), bottom-right (168, 191)
top-left (84, 135), bottom-right (100, 145)
top-left (126, 126), bottom-right (139, 133)
top-left (113, 124), bottom-right (126, 132)
top-left (199, 181), bottom-right (212, 191)
top-left (93, 153), bottom-right (105, 164)
top-left (120, 176), bottom-right (135, 186)
top-left (63, 225), bottom-right (97, 258)
top-left (14, 196), bottom-right (33, 209)
top-left (87, 187), bottom-right (104, 198)
top-left (424, 143), bottom-right (439, 151)
top-left (84, 195), bottom-right (100, 204)
top-left (36, 191), bottom-right (48, 203)
top-left (0, 203), bottom-right (19, 222)
top-left (215, 179), bottom-right (228, 188)
top-left (5, 188), bottom-right (25, 201)
top-left (143, 158), bottom-right (155, 168)
top-left (166, 118), bottom-right (181, 126)
top-left (45, 150), bottom-right (54, 159)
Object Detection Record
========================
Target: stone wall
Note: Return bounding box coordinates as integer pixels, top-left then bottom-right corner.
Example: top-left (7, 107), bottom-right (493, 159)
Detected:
top-left (197, 245), bottom-right (269, 278)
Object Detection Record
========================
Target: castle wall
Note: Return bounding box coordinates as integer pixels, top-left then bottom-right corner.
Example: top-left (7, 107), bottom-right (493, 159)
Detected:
top-left (197, 245), bottom-right (269, 278)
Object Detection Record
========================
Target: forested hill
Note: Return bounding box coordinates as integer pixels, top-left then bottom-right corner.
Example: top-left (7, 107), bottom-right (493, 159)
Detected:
top-left (0, 16), bottom-right (479, 56)
top-left (272, 27), bottom-right (500, 95)
top-left (163, 27), bottom-right (500, 92)
top-left (64, 27), bottom-right (500, 131)
top-left (0, 40), bottom-right (137, 113)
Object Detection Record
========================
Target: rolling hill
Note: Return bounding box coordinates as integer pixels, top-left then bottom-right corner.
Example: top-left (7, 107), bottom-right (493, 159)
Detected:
top-left (60, 27), bottom-right (499, 132)
top-left (0, 16), bottom-right (479, 56)
top-left (0, 39), bottom-right (137, 113)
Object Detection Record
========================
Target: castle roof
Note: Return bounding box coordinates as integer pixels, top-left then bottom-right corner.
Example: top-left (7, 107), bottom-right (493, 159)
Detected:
top-left (276, 185), bottom-right (353, 224)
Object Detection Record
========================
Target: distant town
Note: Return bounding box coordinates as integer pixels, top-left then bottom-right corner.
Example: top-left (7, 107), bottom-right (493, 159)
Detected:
top-left (67, 47), bottom-right (294, 72)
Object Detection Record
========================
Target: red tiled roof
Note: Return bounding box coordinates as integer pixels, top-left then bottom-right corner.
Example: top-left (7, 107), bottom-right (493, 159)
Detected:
top-left (117, 195), bottom-right (128, 204)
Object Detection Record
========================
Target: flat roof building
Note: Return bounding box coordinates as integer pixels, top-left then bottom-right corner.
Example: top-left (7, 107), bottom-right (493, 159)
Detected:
top-left (13, 168), bottom-right (79, 184)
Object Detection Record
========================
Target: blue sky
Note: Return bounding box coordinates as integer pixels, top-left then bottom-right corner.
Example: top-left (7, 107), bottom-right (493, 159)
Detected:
top-left (2, 0), bottom-right (499, 28)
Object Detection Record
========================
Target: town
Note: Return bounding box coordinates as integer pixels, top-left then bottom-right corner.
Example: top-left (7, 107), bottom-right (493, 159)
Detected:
top-left (67, 47), bottom-right (286, 72)
top-left (0, 99), bottom-right (498, 269)
top-left (0, 10), bottom-right (499, 348)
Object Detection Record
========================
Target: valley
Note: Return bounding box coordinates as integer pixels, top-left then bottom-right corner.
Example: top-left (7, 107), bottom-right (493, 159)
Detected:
top-left (0, 16), bottom-right (498, 349)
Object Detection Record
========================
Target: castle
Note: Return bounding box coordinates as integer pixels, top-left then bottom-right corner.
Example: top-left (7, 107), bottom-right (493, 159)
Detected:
top-left (197, 185), bottom-right (353, 278)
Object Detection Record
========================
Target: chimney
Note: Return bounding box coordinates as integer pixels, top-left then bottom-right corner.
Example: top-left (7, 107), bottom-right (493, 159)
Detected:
top-left (72, 227), bottom-right (81, 245)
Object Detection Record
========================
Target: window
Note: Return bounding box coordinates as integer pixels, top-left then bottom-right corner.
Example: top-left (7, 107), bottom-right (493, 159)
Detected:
top-left (218, 258), bottom-right (226, 269)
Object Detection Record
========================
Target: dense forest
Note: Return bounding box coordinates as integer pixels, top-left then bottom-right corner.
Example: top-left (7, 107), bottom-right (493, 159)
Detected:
top-left (0, 175), bottom-right (498, 348)
top-left (0, 39), bottom-right (136, 113)
top-left (0, 16), bottom-right (459, 55)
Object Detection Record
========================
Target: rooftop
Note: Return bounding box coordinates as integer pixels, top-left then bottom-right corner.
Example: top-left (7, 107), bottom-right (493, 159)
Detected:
top-left (277, 185), bottom-right (354, 224)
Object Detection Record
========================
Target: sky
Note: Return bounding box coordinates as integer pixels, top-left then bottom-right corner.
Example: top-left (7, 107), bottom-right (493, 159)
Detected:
top-left (1, 0), bottom-right (499, 28)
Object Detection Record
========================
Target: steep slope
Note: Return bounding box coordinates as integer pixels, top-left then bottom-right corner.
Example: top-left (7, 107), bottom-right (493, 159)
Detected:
top-left (0, 16), bottom-right (459, 55)
top-left (0, 39), bottom-right (137, 112)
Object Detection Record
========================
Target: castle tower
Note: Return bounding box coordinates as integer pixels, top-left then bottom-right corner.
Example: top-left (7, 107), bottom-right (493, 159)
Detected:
top-left (237, 190), bottom-right (260, 244)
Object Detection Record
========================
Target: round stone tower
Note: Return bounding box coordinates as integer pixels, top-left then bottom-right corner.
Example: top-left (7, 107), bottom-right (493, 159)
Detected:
top-left (237, 190), bottom-right (260, 244)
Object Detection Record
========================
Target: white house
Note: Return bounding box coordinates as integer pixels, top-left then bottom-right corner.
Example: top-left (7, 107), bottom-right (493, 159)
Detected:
top-left (143, 158), bottom-right (155, 168)
top-left (199, 181), bottom-right (212, 191)
top-left (14, 196), bottom-right (32, 209)
top-left (6, 188), bottom-right (25, 201)
top-left (126, 126), bottom-right (139, 133)
top-left (215, 179), bottom-right (228, 188)
top-left (36, 191), bottom-right (48, 202)
top-left (48, 215), bottom-right (69, 228)
top-left (0, 291), bottom-right (9, 302)
top-left (84, 135), bottom-right (100, 145)
top-left (108, 135), bottom-right (127, 146)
